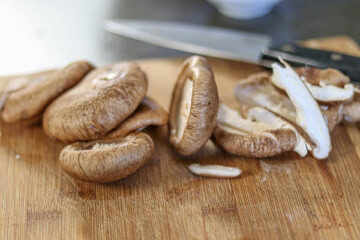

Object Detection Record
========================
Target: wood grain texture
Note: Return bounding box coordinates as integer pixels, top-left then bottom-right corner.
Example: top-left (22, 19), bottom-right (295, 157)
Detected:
top-left (1, 36), bottom-right (360, 239)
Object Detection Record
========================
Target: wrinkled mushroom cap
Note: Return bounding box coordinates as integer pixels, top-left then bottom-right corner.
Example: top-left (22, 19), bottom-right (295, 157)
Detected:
top-left (43, 62), bottom-right (148, 143)
top-left (2, 61), bottom-right (93, 123)
top-left (213, 104), bottom-right (297, 158)
top-left (105, 96), bottom-right (168, 139)
top-left (169, 56), bottom-right (219, 155)
top-left (60, 132), bottom-right (154, 183)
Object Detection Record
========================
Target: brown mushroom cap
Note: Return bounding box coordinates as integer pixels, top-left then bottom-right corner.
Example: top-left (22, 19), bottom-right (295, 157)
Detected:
top-left (60, 132), bottom-right (154, 183)
top-left (43, 62), bottom-right (148, 143)
top-left (1, 61), bottom-right (93, 123)
top-left (213, 104), bottom-right (297, 158)
top-left (295, 67), bottom-right (350, 87)
top-left (169, 56), bottom-right (219, 155)
top-left (105, 96), bottom-right (168, 139)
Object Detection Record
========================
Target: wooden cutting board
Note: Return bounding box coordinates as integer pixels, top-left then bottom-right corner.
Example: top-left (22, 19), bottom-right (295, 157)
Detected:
top-left (1, 36), bottom-right (360, 240)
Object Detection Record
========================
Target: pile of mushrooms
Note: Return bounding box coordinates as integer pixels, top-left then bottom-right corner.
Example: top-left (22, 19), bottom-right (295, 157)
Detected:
top-left (0, 61), bottom-right (168, 183)
top-left (1, 55), bottom-right (359, 181)
top-left (168, 56), bottom-right (360, 178)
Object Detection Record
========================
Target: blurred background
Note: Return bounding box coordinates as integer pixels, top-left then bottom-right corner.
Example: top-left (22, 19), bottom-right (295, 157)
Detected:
top-left (0, 0), bottom-right (359, 75)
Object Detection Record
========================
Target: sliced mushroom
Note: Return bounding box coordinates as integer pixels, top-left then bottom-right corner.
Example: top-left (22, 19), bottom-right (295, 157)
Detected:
top-left (43, 62), bottom-right (148, 142)
top-left (235, 72), bottom-right (343, 133)
top-left (169, 56), bottom-right (219, 155)
top-left (271, 59), bottom-right (331, 159)
top-left (188, 163), bottom-right (242, 178)
top-left (1, 61), bottom-right (92, 123)
top-left (295, 67), bottom-right (350, 87)
top-left (321, 104), bottom-right (344, 131)
top-left (234, 72), bottom-right (298, 123)
top-left (60, 132), bottom-right (154, 183)
top-left (105, 96), bottom-right (168, 139)
top-left (213, 104), bottom-right (297, 158)
top-left (272, 66), bottom-right (354, 104)
top-left (343, 87), bottom-right (360, 122)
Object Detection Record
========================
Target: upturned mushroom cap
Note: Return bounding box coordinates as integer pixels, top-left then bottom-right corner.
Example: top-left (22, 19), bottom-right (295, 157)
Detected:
top-left (213, 104), bottom-right (297, 158)
top-left (105, 96), bottom-right (168, 139)
top-left (1, 61), bottom-right (93, 123)
top-left (43, 62), bottom-right (148, 143)
top-left (272, 66), bottom-right (354, 104)
top-left (271, 59), bottom-right (331, 159)
top-left (60, 132), bottom-right (154, 183)
top-left (169, 56), bottom-right (219, 155)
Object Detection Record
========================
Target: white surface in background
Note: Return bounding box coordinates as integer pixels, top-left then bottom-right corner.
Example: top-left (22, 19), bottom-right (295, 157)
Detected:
top-left (207, 0), bottom-right (282, 20)
top-left (0, 0), bottom-right (112, 75)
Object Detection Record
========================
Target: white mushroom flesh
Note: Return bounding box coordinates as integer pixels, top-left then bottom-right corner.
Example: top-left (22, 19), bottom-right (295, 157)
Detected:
top-left (304, 82), bottom-right (354, 102)
top-left (188, 163), bottom-right (242, 178)
top-left (273, 68), bottom-right (354, 103)
top-left (271, 59), bottom-right (331, 159)
top-left (175, 78), bottom-right (193, 143)
top-left (217, 104), bottom-right (277, 136)
top-left (234, 79), bottom-right (297, 123)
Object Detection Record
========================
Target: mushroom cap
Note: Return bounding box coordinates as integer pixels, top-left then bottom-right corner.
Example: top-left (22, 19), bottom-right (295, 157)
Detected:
top-left (169, 56), bottom-right (219, 155)
top-left (213, 104), bottom-right (297, 158)
top-left (105, 96), bottom-right (168, 139)
top-left (2, 61), bottom-right (92, 123)
top-left (60, 132), bottom-right (154, 183)
top-left (295, 67), bottom-right (350, 87)
top-left (43, 62), bottom-right (148, 143)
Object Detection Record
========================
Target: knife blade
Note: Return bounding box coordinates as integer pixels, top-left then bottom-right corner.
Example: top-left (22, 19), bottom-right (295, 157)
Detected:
top-left (104, 19), bottom-right (360, 82)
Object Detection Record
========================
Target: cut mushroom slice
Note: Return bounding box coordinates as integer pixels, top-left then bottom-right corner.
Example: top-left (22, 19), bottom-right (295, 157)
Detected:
top-left (272, 66), bottom-right (354, 104)
top-left (105, 96), bottom-right (168, 139)
top-left (235, 72), bottom-right (343, 133)
top-left (234, 72), bottom-right (298, 123)
top-left (188, 163), bottom-right (242, 178)
top-left (295, 67), bottom-right (350, 87)
top-left (321, 104), bottom-right (344, 131)
top-left (169, 56), bottom-right (219, 155)
top-left (213, 104), bottom-right (297, 158)
top-left (271, 59), bottom-right (331, 159)
top-left (343, 102), bottom-right (360, 122)
top-left (343, 87), bottom-right (360, 122)
top-left (1, 61), bottom-right (92, 123)
top-left (43, 62), bottom-right (148, 143)
top-left (60, 132), bottom-right (154, 183)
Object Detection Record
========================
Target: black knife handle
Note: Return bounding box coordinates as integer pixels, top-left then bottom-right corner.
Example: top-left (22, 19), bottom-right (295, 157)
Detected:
top-left (261, 43), bottom-right (360, 83)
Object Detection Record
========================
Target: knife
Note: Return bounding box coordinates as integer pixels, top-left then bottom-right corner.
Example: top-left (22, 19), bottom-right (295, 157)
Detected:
top-left (104, 19), bottom-right (360, 82)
